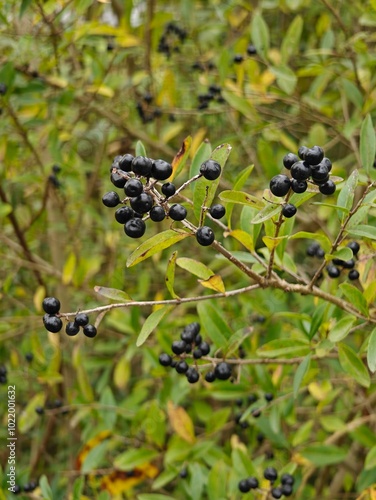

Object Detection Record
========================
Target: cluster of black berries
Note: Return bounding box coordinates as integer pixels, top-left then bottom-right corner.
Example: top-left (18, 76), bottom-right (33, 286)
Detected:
top-left (42, 297), bottom-right (97, 337)
top-left (239, 468), bottom-right (294, 498)
top-left (197, 84), bottom-right (225, 110)
top-left (270, 145), bottom-right (336, 218)
top-left (233, 44), bottom-right (258, 64)
top-left (192, 60), bottom-right (216, 72)
top-left (12, 479), bottom-right (39, 495)
top-left (104, 153), bottom-right (224, 245)
top-left (35, 398), bottom-right (65, 416)
top-left (235, 392), bottom-right (274, 427)
top-left (157, 22), bottom-right (186, 57)
top-left (0, 364), bottom-right (7, 384)
top-left (48, 164), bottom-right (62, 189)
top-left (135, 93), bottom-right (163, 124)
top-left (307, 241), bottom-right (360, 280)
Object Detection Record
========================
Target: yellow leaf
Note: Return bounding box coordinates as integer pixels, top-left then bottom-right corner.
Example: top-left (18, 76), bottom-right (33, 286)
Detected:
top-left (100, 464), bottom-right (158, 494)
top-left (167, 401), bottom-right (195, 444)
top-left (85, 85), bottom-right (114, 98)
top-left (76, 430), bottom-right (112, 470)
top-left (226, 229), bottom-right (254, 252)
top-left (113, 354), bottom-right (130, 391)
top-left (116, 34), bottom-right (140, 48)
top-left (33, 285), bottom-right (46, 313)
top-left (62, 252), bottom-right (76, 285)
top-left (45, 76), bottom-right (68, 88)
top-left (190, 128), bottom-right (208, 158)
top-left (308, 380), bottom-right (332, 401)
top-left (262, 235), bottom-right (287, 251)
top-left (199, 274), bottom-right (225, 293)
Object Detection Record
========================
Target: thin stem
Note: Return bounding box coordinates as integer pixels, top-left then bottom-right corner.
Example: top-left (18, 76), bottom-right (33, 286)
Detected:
top-left (266, 190), bottom-right (292, 278)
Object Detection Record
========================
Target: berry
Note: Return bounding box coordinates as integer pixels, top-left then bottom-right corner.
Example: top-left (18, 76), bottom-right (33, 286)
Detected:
top-left (283, 153), bottom-right (299, 170)
top-left (269, 175), bottom-right (291, 197)
top-left (118, 154), bottom-right (134, 172)
top-left (159, 353), bottom-right (172, 366)
top-left (124, 178), bottom-right (143, 197)
top-left (326, 265), bottom-right (340, 278)
top-left (110, 170), bottom-right (128, 188)
top-left (311, 163), bottom-right (329, 183)
top-left (238, 479), bottom-right (251, 493)
top-left (247, 44), bottom-right (257, 55)
top-left (271, 487), bottom-right (283, 499)
top-left (198, 341), bottom-right (210, 356)
top-left (347, 241), bottom-right (360, 255)
top-left (65, 322), bottom-right (80, 336)
top-left (124, 218), bottom-right (146, 238)
top-left (282, 203), bottom-right (297, 218)
top-left (281, 484), bottom-right (293, 496)
top-left (115, 206), bottom-right (134, 224)
top-left (23, 481), bottom-right (37, 493)
top-left (264, 393), bottom-right (274, 402)
top-left (53, 398), bottom-right (63, 408)
top-left (185, 322), bottom-right (200, 335)
top-left (281, 474), bottom-right (295, 486)
top-left (130, 193), bottom-right (153, 213)
top-left (291, 161), bottom-right (311, 181)
top-left (298, 146), bottom-right (309, 160)
top-left (181, 329), bottom-right (195, 344)
top-left (196, 226), bottom-right (215, 246)
top-left (0, 365), bottom-right (6, 376)
top-left (342, 259), bottom-right (355, 269)
top-left (185, 344), bottom-right (192, 354)
top-left (193, 348), bottom-right (203, 359)
top-left (316, 247), bottom-right (325, 258)
top-left (209, 204), bottom-right (226, 219)
top-left (320, 157), bottom-right (332, 171)
top-left (291, 179), bottom-right (308, 193)
top-left (319, 179), bottom-right (336, 195)
top-left (170, 360), bottom-right (177, 368)
top-left (83, 324), bottom-right (97, 338)
top-left (43, 314), bottom-right (63, 333)
top-left (35, 406), bottom-right (44, 415)
top-left (199, 159), bottom-right (221, 180)
top-left (42, 297), bottom-right (61, 314)
top-left (171, 340), bottom-right (187, 355)
top-left (131, 156), bottom-right (153, 177)
top-left (251, 408), bottom-right (261, 418)
top-left (348, 269), bottom-right (360, 280)
top-left (74, 313), bottom-right (89, 327)
top-left (179, 467), bottom-right (188, 478)
top-left (149, 206), bottom-right (166, 222)
top-left (186, 367), bottom-right (200, 383)
top-left (161, 182), bottom-right (176, 197)
top-left (205, 371), bottom-right (216, 382)
top-left (102, 191), bottom-right (120, 207)
top-left (248, 477), bottom-right (259, 489)
top-left (0, 83), bottom-right (7, 95)
top-left (25, 353), bottom-right (33, 362)
top-left (176, 360), bottom-right (189, 373)
top-left (248, 393), bottom-right (258, 404)
top-left (256, 432), bottom-right (264, 444)
top-left (233, 54), bottom-right (244, 64)
top-left (264, 466), bottom-right (278, 482)
top-left (151, 159), bottom-right (173, 180)
top-left (169, 203), bottom-right (187, 221)
top-left (306, 242), bottom-right (320, 257)
top-left (304, 145), bottom-right (324, 165)
top-left (214, 362), bottom-right (232, 380)
top-left (194, 333), bottom-right (202, 344)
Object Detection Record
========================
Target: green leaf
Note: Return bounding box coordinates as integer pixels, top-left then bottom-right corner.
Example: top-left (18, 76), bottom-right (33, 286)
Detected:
top-left (176, 257), bottom-right (214, 280)
top-left (197, 301), bottom-right (232, 348)
top-left (136, 306), bottom-right (173, 346)
top-left (328, 247), bottom-right (353, 262)
top-left (72, 476), bottom-right (84, 500)
top-left (308, 302), bottom-right (327, 339)
top-left (365, 445), bottom-right (376, 470)
top-left (19, 0), bottom-right (33, 18)
top-left (219, 190), bottom-right (264, 209)
top-left (221, 91), bottom-right (256, 120)
top-left (138, 494), bottom-right (176, 500)
top-left (251, 11), bottom-right (270, 59)
top-left (135, 140), bottom-right (147, 157)
top-left (347, 189), bottom-right (376, 229)
top-left (127, 229), bottom-right (190, 267)
top-left (339, 283), bottom-right (369, 316)
top-left (99, 387), bottom-right (117, 430)
top-left (94, 286), bottom-right (132, 301)
top-left (360, 114), bottom-right (376, 174)
top-left (341, 79), bottom-right (363, 109)
top-left (346, 224), bottom-right (376, 241)
top-left (270, 65), bottom-right (297, 95)
top-left (367, 327), bottom-right (376, 373)
top-left (338, 343), bottom-right (370, 388)
top-left (328, 316), bottom-right (356, 343)
top-left (301, 444), bottom-right (348, 466)
top-left (289, 231), bottom-right (331, 251)
top-left (337, 169), bottom-right (359, 222)
top-left (18, 392), bottom-right (46, 433)
top-left (39, 475), bottom-right (53, 500)
top-left (114, 448), bottom-right (159, 471)
top-left (257, 339), bottom-right (310, 358)
top-left (252, 191), bottom-right (316, 224)
top-left (165, 251), bottom-right (179, 299)
top-left (293, 354), bottom-right (311, 398)
top-left (207, 461), bottom-right (228, 500)
top-left (0, 202), bottom-right (12, 219)
top-left (81, 441), bottom-right (108, 474)
top-left (281, 15), bottom-right (303, 64)
top-left (189, 140), bottom-right (212, 180)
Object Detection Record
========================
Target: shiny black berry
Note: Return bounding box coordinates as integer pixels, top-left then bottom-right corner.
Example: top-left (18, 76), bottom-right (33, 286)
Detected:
top-left (65, 322), bottom-right (80, 336)
top-left (161, 182), bottom-right (176, 197)
top-left (311, 163), bottom-right (329, 183)
top-left (291, 161), bottom-right (311, 181)
top-left (251, 408), bottom-right (261, 418)
top-left (281, 474), bottom-right (295, 485)
top-left (199, 159), bottom-right (221, 180)
top-left (291, 179), bottom-right (308, 193)
top-left (124, 178), bottom-right (143, 197)
top-left (151, 159), bottom-right (173, 180)
top-left (181, 329), bottom-right (195, 344)
top-left (283, 153), bottom-right (299, 170)
top-left (130, 193), bottom-right (153, 213)
top-left (118, 154), bottom-right (134, 172)
top-left (247, 44), bottom-right (257, 55)
top-left (348, 269), bottom-right (360, 280)
top-left (326, 265), bottom-right (340, 278)
top-left (209, 204), bottom-right (226, 219)
top-left (102, 191), bottom-right (120, 207)
top-left (298, 146), bottom-right (309, 160)
top-left (149, 206), bottom-right (166, 222)
top-left (35, 406), bottom-right (44, 415)
top-left (115, 206), bottom-right (134, 223)
top-left (233, 54), bottom-right (244, 64)
top-left (175, 360), bottom-right (189, 373)
top-left (43, 314), bottom-right (62, 333)
top-left (319, 179), bottom-right (336, 195)
top-left (198, 341), bottom-right (210, 356)
top-left (320, 157), bottom-right (332, 171)
top-left (196, 226), bottom-right (215, 246)
top-left (238, 479), bottom-right (251, 493)
top-left (282, 203), bottom-right (297, 218)
top-left (205, 371), bottom-right (216, 382)
top-left (43, 297), bottom-right (61, 314)
top-left (248, 393), bottom-right (258, 404)
top-left (194, 333), bottom-right (202, 344)
top-left (271, 487), bottom-right (283, 499)
top-left (25, 353), bottom-right (33, 362)
top-left (269, 175), bottom-right (291, 197)
top-left (74, 313), bottom-right (89, 327)
top-left (124, 218), bottom-right (146, 238)
top-left (248, 477), bottom-right (259, 489)
top-left (347, 241), bottom-right (360, 255)
top-left (179, 467), bottom-right (188, 478)
top-left (186, 367), bottom-right (200, 383)
top-left (169, 203), bottom-right (187, 221)
top-left (110, 170), bottom-right (128, 188)
top-left (83, 324), bottom-right (97, 338)
top-left (193, 348), bottom-right (203, 359)
top-left (214, 361), bottom-right (232, 380)
top-left (264, 466), bottom-right (278, 482)
top-left (171, 340), bottom-right (187, 355)
top-left (131, 156), bottom-right (153, 176)
top-left (0, 83), bottom-right (7, 95)
top-left (264, 393), bottom-right (274, 402)
top-left (159, 353), bottom-right (172, 366)
top-left (281, 484), bottom-right (293, 496)
top-left (304, 145), bottom-right (324, 165)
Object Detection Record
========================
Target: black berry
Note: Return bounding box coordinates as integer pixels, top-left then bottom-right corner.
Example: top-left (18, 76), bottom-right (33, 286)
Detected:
top-left (151, 159), bottom-right (173, 180)
top-left (124, 178), bottom-right (143, 197)
top-left (186, 367), bottom-right (200, 383)
top-left (248, 393), bottom-right (258, 404)
top-left (326, 265), bottom-right (340, 278)
top-left (271, 487), bottom-right (283, 499)
top-left (115, 206), bottom-right (134, 224)
top-left (214, 362), bottom-right (232, 380)
top-left (25, 353), bottom-right (33, 362)
top-left (311, 163), bottom-right (329, 183)
top-left (149, 206), bottom-right (166, 222)
top-left (179, 467), bottom-right (188, 478)
top-left (306, 242), bottom-right (321, 257)
top-left (233, 54), bottom-right (244, 64)
top-left (171, 340), bottom-right (187, 355)
top-left (269, 175), bottom-right (291, 197)
top-left (161, 182), bottom-right (176, 197)
top-left (264, 466), bottom-right (278, 482)
top-left (169, 203), bottom-right (187, 221)
top-left (83, 324), bottom-right (97, 338)
top-left (282, 203), bottom-right (297, 218)
top-left (281, 484), bottom-right (293, 496)
top-left (194, 333), bottom-right (202, 344)
top-left (0, 83), bottom-right (7, 95)
top-left (291, 179), bottom-right (308, 193)
top-left (248, 477), bottom-right (259, 489)
top-left (130, 193), bottom-right (153, 213)
top-left (247, 44), bottom-right (257, 55)
top-left (35, 406), bottom-right (44, 415)
top-left (304, 145), bottom-right (324, 165)
top-left (199, 159), bottom-right (221, 180)
top-left (198, 341), bottom-right (210, 356)
top-left (124, 218), bottom-right (146, 238)
top-left (281, 474), bottom-right (295, 485)
top-left (102, 191), bottom-right (120, 207)
top-left (251, 408), bottom-right (261, 418)
top-left (65, 322), bottom-right (80, 336)
top-left (196, 226), bottom-right (215, 246)
top-left (205, 371), bottom-right (216, 382)
top-left (283, 153), bottom-right (299, 170)
top-left (43, 314), bottom-right (62, 333)
top-left (193, 348), bottom-right (203, 359)
top-left (298, 146), bottom-right (309, 160)
top-left (291, 161), bottom-right (311, 181)
top-left (110, 170), bottom-right (128, 188)
top-left (209, 204), bottom-right (226, 219)
top-left (119, 154), bottom-right (134, 172)
top-left (347, 241), bottom-right (360, 255)
top-left (42, 297), bottom-right (61, 314)
top-left (74, 313), bottom-right (89, 327)
top-left (175, 360), bottom-right (189, 373)
top-left (319, 179), bottom-right (336, 195)
top-left (159, 353), bottom-right (172, 366)
top-left (348, 269), bottom-right (360, 280)
top-left (238, 479), bottom-right (251, 493)
top-left (131, 156), bottom-right (153, 176)
top-left (264, 393), bottom-right (274, 402)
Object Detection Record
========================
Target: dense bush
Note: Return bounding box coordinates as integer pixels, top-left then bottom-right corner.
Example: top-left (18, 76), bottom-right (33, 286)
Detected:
top-left (0, 1), bottom-right (376, 499)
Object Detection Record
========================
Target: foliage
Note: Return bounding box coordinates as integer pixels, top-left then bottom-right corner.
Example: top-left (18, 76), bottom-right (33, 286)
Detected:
top-left (0, 1), bottom-right (376, 499)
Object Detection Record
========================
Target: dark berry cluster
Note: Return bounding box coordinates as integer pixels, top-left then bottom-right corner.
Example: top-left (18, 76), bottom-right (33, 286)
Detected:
top-left (48, 164), bottom-right (62, 189)
top-left (234, 392), bottom-right (275, 427)
top-left (42, 297), bottom-right (96, 338)
top-left (307, 241), bottom-right (360, 280)
top-left (0, 364), bottom-right (7, 384)
top-left (239, 468), bottom-right (294, 498)
top-left (11, 479), bottom-right (38, 495)
top-left (35, 398), bottom-right (65, 416)
top-left (197, 84), bottom-right (225, 110)
top-left (135, 93), bottom-right (163, 124)
top-left (270, 145), bottom-right (336, 218)
top-left (157, 22), bottom-right (187, 57)
top-left (232, 44), bottom-right (258, 64)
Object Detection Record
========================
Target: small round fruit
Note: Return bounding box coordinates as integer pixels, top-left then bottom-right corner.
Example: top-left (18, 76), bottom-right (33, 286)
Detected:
top-left (186, 367), bottom-right (200, 383)
top-left (115, 206), bottom-right (134, 224)
top-left (320, 157), bottom-right (332, 171)
top-left (181, 330), bottom-right (195, 344)
top-left (298, 146), bottom-right (309, 160)
top-left (342, 259), bottom-right (355, 269)
top-left (281, 484), bottom-right (293, 497)
top-left (271, 487), bottom-right (283, 499)
top-left (283, 153), bottom-right (299, 170)
top-left (304, 145), bottom-right (324, 165)
top-left (195, 333), bottom-right (202, 344)
top-left (291, 179), bottom-right (307, 193)
top-left (282, 203), bottom-right (297, 218)
top-left (35, 406), bottom-right (44, 415)
top-left (171, 340), bottom-right (187, 355)
top-left (0, 83), bottom-right (7, 95)
top-left (43, 297), bottom-right (61, 314)
top-left (248, 393), bottom-right (258, 404)
top-left (269, 174), bottom-right (291, 197)
top-left (185, 322), bottom-right (200, 335)
top-left (74, 313), bottom-right (89, 327)
top-left (306, 242), bottom-right (321, 257)
top-left (179, 467), bottom-right (188, 478)
top-left (149, 206), bottom-right (166, 222)
top-left (159, 353), bottom-right (172, 366)
top-left (291, 161), bottom-right (311, 181)
top-left (248, 477), bottom-right (259, 489)
top-left (0, 365), bottom-right (6, 376)
top-left (233, 54), bottom-right (244, 64)
top-left (198, 341), bottom-right (210, 356)
top-left (251, 408), bottom-right (261, 418)
top-left (264, 466), bottom-right (278, 482)
top-left (196, 226), bottom-right (215, 246)
top-left (205, 371), bottom-right (216, 382)
top-left (151, 159), bottom-right (173, 180)
top-left (124, 218), bottom-right (146, 238)
top-left (110, 170), bottom-right (128, 188)
top-left (238, 479), bottom-right (251, 493)
top-left (347, 241), bottom-right (360, 255)
top-left (311, 163), bottom-right (329, 182)
top-left (281, 474), bottom-right (295, 485)
top-left (185, 344), bottom-right (192, 353)
top-left (161, 182), bottom-right (176, 197)
top-left (43, 314), bottom-right (63, 333)
top-left (102, 191), bottom-right (120, 207)
top-left (214, 361), bottom-right (232, 380)
top-left (175, 360), bottom-right (189, 373)
top-left (193, 348), bottom-right (203, 359)
top-left (131, 156), bottom-right (153, 176)
top-left (264, 393), bottom-right (274, 402)
top-left (25, 353), bottom-right (33, 362)
top-left (65, 322), bottom-right (80, 336)
top-left (118, 154), bottom-right (134, 172)
top-left (348, 269), bottom-right (360, 280)
top-left (124, 178), bottom-right (143, 197)
top-left (83, 324), bottom-right (97, 338)
top-left (326, 264), bottom-right (340, 278)
top-left (247, 44), bottom-right (257, 55)
top-left (169, 203), bottom-right (187, 221)
top-left (209, 204), bottom-right (226, 219)
top-left (130, 193), bottom-right (153, 213)
top-left (199, 159), bottom-right (221, 180)
top-left (319, 179), bottom-right (336, 195)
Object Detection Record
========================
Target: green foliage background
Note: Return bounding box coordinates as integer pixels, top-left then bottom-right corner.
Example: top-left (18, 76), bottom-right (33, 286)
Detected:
top-left (0, 0), bottom-right (376, 499)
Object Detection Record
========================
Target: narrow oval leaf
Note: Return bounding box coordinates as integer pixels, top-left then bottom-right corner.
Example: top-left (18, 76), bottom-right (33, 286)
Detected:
top-left (301, 444), bottom-right (348, 466)
top-left (293, 354), bottom-right (312, 398)
top-left (198, 274), bottom-right (225, 293)
top-left (219, 190), bottom-right (264, 208)
top-left (171, 136), bottom-right (191, 180)
top-left (114, 448), bottom-right (159, 471)
top-left (252, 191), bottom-right (316, 224)
top-left (360, 114), bottom-right (376, 174)
top-left (337, 169), bottom-right (359, 222)
top-left (257, 339), bottom-right (310, 358)
top-left (226, 229), bottom-right (255, 252)
top-left (251, 11), bottom-right (270, 59)
top-left (338, 343), bottom-right (370, 388)
top-left (271, 65), bottom-right (297, 95)
top-left (189, 140), bottom-right (212, 180)
top-left (18, 392), bottom-right (46, 433)
top-left (339, 283), bottom-right (369, 316)
top-left (176, 257), bottom-right (214, 280)
top-left (328, 247), bottom-right (353, 262)
top-left (94, 286), bottom-right (132, 302)
top-left (136, 306), bottom-right (173, 347)
top-left (167, 401), bottom-right (196, 444)
top-left (127, 230), bottom-right (190, 267)
top-left (365, 445), bottom-right (376, 470)
top-left (281, 15), bottom-right (303, 63)
top-left (367, 327), bottom-right (376, 373)
top-left (135, 140), bottom-right (147, 157)
top-left (165, 251), bottom-right (179, 299)
top-left (197, 301), bottom-right (232, 347)
top-left (328, 316), bottom-right (356, 343)
top-left (346, 224), bottom-right (376, 241)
